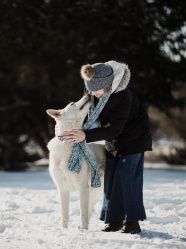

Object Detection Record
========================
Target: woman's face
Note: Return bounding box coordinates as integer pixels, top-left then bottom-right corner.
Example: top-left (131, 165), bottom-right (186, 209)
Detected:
top-left (91, 89), bottom-right (105, 98)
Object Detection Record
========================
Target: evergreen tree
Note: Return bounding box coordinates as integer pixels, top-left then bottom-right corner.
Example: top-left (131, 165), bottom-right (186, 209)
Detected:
top-left (0, 0), bottom-right (185, 169)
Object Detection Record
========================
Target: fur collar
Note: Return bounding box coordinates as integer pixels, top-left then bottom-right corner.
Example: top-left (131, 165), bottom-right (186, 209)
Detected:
top-left (105, 60), bottom-right (131, 93)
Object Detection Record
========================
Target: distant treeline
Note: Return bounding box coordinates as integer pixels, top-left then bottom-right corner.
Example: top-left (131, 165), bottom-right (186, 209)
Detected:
top-left (0, 0), bottom-right (186, 169)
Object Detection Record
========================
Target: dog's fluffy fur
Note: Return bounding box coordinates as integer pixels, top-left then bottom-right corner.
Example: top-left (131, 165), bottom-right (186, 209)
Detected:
top-left (46, 95), bottom-right (105, 230)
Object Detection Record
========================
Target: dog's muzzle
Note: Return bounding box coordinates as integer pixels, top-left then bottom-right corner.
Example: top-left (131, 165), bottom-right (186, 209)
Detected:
top-left (79, 94), bottom-right (90, 110)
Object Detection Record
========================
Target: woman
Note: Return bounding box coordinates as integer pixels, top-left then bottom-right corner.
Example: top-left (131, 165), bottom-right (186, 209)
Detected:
top-left (60, 60), bottom-right (152, 233)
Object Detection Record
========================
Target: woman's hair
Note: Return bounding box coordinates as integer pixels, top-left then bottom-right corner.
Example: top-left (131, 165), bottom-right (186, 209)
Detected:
top-left (104, 86), bottom-right (110, 93)
top-left (83, 86), bottom-right (110, 96)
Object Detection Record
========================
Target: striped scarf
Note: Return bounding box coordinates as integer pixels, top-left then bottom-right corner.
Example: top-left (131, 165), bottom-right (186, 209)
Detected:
top-left (67, 88), bottom-right (112, 187)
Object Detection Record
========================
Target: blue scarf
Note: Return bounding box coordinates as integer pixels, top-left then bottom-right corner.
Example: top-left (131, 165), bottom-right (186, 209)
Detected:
top-left (67, 89), bottom-right (112, 187)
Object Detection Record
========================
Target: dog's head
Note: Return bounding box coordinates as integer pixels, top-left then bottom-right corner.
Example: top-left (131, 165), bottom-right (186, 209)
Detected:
top-left (46, 94), bottom-right (90, 134)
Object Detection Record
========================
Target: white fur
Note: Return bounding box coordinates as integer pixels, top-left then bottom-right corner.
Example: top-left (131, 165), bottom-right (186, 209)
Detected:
top-left (46, 95), bottom-right (105, 230)
top-left (105, 60), bottom-right (130, 93)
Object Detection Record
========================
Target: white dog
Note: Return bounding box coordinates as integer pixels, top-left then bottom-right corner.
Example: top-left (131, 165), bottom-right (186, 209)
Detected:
top-left (46, 95), bottom-right (105, 230)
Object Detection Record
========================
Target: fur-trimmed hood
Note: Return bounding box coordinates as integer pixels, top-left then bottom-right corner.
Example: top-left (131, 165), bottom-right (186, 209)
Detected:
top-left (105, 60), bottom-right (131, 93)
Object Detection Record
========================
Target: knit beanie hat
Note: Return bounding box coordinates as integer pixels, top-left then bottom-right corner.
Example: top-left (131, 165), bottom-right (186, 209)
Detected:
top-left (80, 63), bottom-right (114, 92)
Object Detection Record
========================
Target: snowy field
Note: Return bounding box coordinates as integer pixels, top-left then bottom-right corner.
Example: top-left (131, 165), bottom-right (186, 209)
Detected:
top-left (0, 168), bottom-right (186, 249)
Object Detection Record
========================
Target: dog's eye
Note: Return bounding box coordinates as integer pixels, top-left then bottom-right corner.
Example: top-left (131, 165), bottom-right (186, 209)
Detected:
top-left (70, 102), bottom-right (74, 106)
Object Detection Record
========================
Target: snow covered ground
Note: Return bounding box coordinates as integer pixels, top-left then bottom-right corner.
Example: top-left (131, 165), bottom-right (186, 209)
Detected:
top-left (0, 168), bottom-right (186, 249)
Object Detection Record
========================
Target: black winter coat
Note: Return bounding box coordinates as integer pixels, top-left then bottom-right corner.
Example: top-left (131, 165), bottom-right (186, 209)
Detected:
top-left (84, 89), bottom-right (152, 156)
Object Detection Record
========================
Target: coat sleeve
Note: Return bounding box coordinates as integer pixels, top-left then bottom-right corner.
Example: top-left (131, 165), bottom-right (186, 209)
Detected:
top-left (84, 91), bottom-right (131, 143)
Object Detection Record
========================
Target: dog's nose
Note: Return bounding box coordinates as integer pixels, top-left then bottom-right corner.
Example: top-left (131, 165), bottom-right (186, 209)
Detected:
top-left (79, 96), bottom-right (90, 110)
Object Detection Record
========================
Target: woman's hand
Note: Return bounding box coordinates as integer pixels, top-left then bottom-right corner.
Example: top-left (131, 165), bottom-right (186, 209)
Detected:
top-left (58, 129), bottom-right (86, 144)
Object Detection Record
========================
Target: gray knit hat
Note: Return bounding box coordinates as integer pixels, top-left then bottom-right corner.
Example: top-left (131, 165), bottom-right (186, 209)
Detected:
top-left (80, 63), bottom-right (114, 92)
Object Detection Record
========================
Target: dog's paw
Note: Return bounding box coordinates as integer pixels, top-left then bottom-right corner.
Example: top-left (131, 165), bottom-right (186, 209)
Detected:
top-left (61, 222), bottom-right (68, 229)
top-left (78, 224), bottom-right (88, 230)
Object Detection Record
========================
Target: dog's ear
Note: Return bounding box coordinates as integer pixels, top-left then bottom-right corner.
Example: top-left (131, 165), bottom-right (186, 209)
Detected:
top-left (46, 109), bottom-right (62, 119)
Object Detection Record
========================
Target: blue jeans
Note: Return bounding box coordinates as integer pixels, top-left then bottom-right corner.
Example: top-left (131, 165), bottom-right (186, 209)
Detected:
top-left (100, 153), bottom-right (146, 223)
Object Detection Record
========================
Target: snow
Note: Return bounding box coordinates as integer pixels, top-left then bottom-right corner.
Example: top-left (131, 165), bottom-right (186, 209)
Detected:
top-left (152, 137), bottom-right (185, 157)
top-left (0, 168), bottom-right (186, 249)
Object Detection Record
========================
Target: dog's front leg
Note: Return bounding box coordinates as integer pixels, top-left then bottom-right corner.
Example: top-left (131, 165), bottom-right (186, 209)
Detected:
top-left (58, 189), bottom-right (70, 229)
top-left (79, 185), bottom-right (89, 230)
